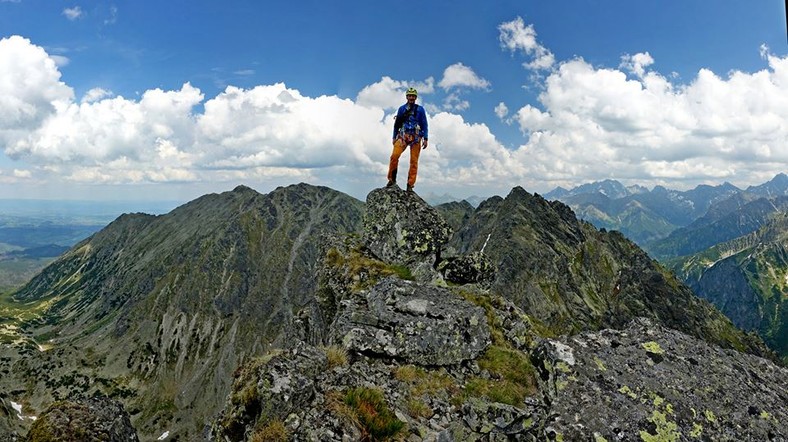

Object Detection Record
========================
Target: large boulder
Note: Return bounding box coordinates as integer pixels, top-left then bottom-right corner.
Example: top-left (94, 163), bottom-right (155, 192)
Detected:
top-left (331, 276), bottom-right (491, 366)
top-left (362, 187), bottom-right (452, 278)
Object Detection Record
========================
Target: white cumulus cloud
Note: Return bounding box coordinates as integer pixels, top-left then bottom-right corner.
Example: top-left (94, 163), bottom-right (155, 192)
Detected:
top-left (442, 92), bottom-right (470, 112)
top-left (494, 102), bottom-right (509, 120)
top-left (6, 83), bottom-right (203, 166)
top-left (620, 52), bottom-right (655, 78)
top-left (419, 112), bottom-right (524, 191)
top-left (498, 17), bottom-right (555, 70)
top-left (511, 52), bottom-right (788, 190)
top-left (438, 63), bottom-right (491, 91)
top-left (197, 83), bottom-right (387, 172)
top-left (81, 88), bottom-right (113, 103)
top-left (0, 36), bottom-right (73, 133)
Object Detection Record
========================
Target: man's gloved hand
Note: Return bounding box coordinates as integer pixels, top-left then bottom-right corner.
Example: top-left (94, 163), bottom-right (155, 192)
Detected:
top-left (422, 138), bottom-right (428, 149)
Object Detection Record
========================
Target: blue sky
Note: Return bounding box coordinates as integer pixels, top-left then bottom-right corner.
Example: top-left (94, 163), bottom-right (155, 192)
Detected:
top-left (0, 0), bottom-right (786, 203)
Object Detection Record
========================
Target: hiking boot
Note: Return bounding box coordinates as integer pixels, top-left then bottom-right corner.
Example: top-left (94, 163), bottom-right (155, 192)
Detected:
top-left (386, 180), bottom-right (396, 187)
top-left (406, 185), bottom-right (414, 192)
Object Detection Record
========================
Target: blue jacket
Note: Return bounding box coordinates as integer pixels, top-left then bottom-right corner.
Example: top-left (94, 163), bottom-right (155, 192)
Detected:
top-left (393, 103), bottom-right (428, 140)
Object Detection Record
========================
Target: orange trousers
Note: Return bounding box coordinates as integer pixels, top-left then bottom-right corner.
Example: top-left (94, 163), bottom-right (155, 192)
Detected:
top-left (387, 134), bottom-right (422, 187)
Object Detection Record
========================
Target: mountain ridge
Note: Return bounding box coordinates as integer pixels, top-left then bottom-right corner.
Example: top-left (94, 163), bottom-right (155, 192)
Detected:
top-left (543, 174), bottom-right (786, 250)
top-left (2, 183), bottom-right (366, 440)
top-left (668, 212), bottom-right (788, 360)
top-left (444, 186), bottom-right (770, 356)
top-left (0, 182), bottom-right (782, 440)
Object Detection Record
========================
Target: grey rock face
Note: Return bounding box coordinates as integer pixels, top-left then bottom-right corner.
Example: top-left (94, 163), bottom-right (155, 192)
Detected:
top-left (437, 251), bottom-right (495, 285)
top-left (213, 334), bottom-right (540, 441)
top-left (532, 318), bottom-right (788, 441)
top-left (214, 343), bottom-right (328, 441)
top-left (24, 396), bottom-right (139, 442)
top-left (695, 256), bottom-right (763, 330)
top-left (363, 187), bottom-right (452, 270)
top-left (331, 276), bottom-right (491, 365)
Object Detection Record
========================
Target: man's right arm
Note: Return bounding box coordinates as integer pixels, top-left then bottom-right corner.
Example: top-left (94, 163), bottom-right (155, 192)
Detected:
top-left (392, 105), bottom-right (404, 140)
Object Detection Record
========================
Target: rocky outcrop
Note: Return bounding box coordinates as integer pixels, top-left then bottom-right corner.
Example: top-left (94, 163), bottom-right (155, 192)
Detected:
top-left (214, 185), bottom-right (787, 442)
top-left (215, 344), bottom-right (329, 441)
top-left (24, 397), bottom-right (139, 442)
top-left (331, 276), bottom-right (491, 365)
top-left (363, 187), bottom-right (452, 281)
top-left (217, 302), bottom-right (788, 441)
top-left (213, 304), bottom-right (543, 441)
top-left (533, 318), bottom-right (788, 441)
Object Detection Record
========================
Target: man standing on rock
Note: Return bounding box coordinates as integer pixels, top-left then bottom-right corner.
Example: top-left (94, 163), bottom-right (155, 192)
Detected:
top-left (387, 87), bottom-right (428, 192)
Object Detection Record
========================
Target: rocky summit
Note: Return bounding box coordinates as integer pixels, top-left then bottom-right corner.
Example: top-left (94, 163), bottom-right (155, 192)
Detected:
top-left (2, 183), bottom-right (787, 441)
top-left (363, 187), bottom-right (452, 282)
top-left (213, 186), bottom-right (787, 441)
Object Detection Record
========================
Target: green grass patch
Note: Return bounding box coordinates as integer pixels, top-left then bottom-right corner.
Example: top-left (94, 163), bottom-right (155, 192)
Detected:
top-left (325, 247), bottom-right (413, 290)
top-left (250, 419), bottom-right (289, 442)
top-left (452, 290), bottom-right (540, 406)
top-left (324, 345), bottom-right (348, 369)
top-left (343, 387), bottom-right (405, 441)
top-left (406, 397), bottom-right (433, 419)
top-left (455, 289), bottom-right (506, 345)
top-left (388, 264), bottom-right (414, 281)
top-left (462, 345), bottom-right (538, 407)
top-left (394, 365), bottom-right (459, 396)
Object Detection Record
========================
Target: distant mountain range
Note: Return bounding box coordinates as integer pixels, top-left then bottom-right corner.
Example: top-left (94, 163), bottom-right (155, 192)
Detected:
top-left (544, 173), bottom-right (788, 251)
top-left (545, 173), bottom-right (788, 363)
top-left (668, 213), bottom-right (788, 362)
top-left (421, 191), bottom-right (487, 208)
top-left (646, 195), bottom-right (788, 259)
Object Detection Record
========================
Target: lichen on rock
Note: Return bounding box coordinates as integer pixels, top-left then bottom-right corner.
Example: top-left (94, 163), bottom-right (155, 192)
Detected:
top-left (531, 317), bottom-right (788, 441)
top-left (362, 187), bottom-right (452, 281)
top-left (331, 276), bottom-right (491, 366)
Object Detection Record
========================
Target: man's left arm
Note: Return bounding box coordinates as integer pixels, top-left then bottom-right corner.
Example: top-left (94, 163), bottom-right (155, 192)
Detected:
top-left (420, 106), bottom-right (429, 149)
